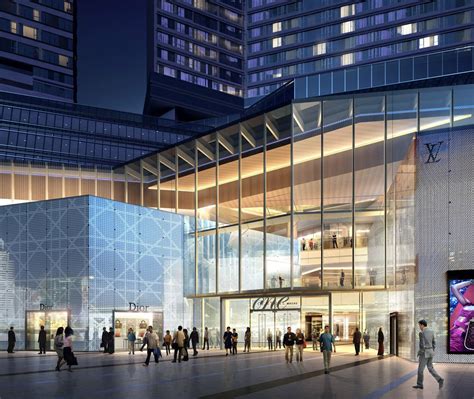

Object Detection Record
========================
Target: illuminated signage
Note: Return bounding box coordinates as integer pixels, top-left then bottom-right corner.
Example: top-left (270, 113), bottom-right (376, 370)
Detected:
top-left (251, 296), bottom-right (301, 312)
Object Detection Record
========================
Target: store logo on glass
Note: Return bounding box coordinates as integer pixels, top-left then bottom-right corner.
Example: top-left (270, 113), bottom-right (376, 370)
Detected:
top-left (424, 141), bottom-right (443, 164)
top-left (252, 296), bottom-right (301, 311)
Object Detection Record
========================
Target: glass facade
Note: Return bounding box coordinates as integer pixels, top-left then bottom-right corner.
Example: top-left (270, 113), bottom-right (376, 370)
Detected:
top-left (0, 0), bottom-right (75, 101)
top-left (124, 85), bottom-right (470, 295)
top-left (247, 0), bottom-right (474, 98)
top-left (0, 196), bottom-right (190, 350)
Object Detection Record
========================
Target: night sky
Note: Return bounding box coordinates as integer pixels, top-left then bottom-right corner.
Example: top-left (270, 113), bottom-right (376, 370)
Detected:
top-left (76, 0), bottom-right (148, 114)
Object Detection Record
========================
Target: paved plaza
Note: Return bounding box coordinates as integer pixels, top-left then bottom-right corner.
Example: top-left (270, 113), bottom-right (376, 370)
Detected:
top-left (0, 346), bottom-right (472, 399)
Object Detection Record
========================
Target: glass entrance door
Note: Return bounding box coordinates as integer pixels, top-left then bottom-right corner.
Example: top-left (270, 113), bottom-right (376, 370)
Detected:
top-left (26, 311), bottom-right (69, 351)
top-left (250, 310), bottom-right (300, 349)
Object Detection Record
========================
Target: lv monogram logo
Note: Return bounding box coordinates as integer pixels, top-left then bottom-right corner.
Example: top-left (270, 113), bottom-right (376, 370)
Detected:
top-left (424, 141), bottom-right (444, 164)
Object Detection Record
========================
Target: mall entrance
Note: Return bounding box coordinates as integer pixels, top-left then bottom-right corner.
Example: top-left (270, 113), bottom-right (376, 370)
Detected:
top-left (222, 292), bottom-right (389, 352)
top-left (26, 310), bottom-right (69, 351)
top-left (112, 311), bottom-right (163, 351)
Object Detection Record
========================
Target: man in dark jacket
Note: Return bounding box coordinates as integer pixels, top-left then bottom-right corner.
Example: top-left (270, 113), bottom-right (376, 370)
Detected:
top-left (283, 326), bottom-right (297, 363)
top-left (108, 327), bottom-right (115, 354)
top-left (190, 327), bottom-right (199, 356)
top-left (101, 327), bottom-right (108, 353)
top-left (353, 327), bottom-right (362, 355)
top-left (38, 325), bottom-right (47, 354)
top-left (7, 327), bottom-right (16, 353)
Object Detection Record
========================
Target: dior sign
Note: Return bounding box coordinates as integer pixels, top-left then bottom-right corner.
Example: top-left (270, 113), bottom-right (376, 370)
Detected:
top-left (129, 302), bottom-right (150, 312)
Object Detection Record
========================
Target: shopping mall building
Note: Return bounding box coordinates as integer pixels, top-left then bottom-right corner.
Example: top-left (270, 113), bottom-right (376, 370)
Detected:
top-left (1, 65), bottom-right (473, 362)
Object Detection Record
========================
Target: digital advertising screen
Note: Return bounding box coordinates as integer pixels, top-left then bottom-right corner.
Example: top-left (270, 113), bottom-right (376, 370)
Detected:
top-left (448, 270), bottom-right (474, 354)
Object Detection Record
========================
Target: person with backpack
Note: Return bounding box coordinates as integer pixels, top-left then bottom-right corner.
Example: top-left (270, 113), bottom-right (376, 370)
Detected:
top-left (143, 326), bottom-right (160, 366)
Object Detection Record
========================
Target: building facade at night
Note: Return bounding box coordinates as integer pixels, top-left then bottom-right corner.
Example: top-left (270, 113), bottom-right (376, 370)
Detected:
top-left (1, 81), bottom-right (472, 363)
top-left (0, 0), bottom-right (74, 102)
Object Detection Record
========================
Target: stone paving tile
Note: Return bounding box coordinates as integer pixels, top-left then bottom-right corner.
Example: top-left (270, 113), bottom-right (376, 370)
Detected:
top-left (0, 347), bottom-right (471, 399)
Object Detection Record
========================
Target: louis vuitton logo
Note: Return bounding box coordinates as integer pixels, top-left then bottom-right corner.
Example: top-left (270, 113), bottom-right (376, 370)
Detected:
top-left (424, 141), bottom-right (444, 164)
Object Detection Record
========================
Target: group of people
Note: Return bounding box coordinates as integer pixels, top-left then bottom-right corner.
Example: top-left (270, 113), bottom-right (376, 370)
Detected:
top-left (100, 327), bottom-right (115, 354)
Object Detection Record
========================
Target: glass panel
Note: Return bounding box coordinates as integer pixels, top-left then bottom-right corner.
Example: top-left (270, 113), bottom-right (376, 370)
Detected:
top-left (420, 88), bottom-right (451, 132)
top-left (453, 85), bottom-right (474, 127)
top-left (323, 98), bottom-right (353, 211)
top-left (203, 298), bottom-right (221, 348)
top-left (322, 212), bottom-right (352, 289)
top-left (177, 142), bottom-right (195, 217)
top-left (159, 148), bottom-right (176, 212)
top-left (241, 220), bottom-right (264, 291)
top-left (197, 134), bottom-right (217, 229)
top-left (323, 98), bottom-right (353, 290)
top-left (241, 115), bottom-right (264, 223)
top-left (301, 296), bottom-right (329, 347)
top-left (386, 91), bottom-right (417, 288)
top-left (332, 292), bottom-right (359, 343)
top-left (293, 101), bottom-right (322, 212)
top-left (265, 216), bottom-right (291, 289)
top-left (293, 214), bottom-right (321, 289)
top-left (223, 299), bottom-right (249, 348)
top-left (354, 211), bottom-right (385, 287)
top-left (218, 225), bottom-right (239, 293)
top-left (218, 124), bottom-right (240, 226)
top-left (197, 229), bottom-right (216, 294)
top-left (354, 95), bottom-right (385, 210)
top-left (266, 105), bottom-right (291, 217)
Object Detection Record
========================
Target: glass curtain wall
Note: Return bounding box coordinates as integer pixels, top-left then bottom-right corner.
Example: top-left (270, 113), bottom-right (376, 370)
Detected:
top-left (293, 101), bottom-right (322, 289)
top-left (127, 86), bottom-right (470, 297)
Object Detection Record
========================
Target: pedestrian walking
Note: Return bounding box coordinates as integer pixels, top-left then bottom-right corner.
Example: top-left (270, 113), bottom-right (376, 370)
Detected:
top-left (332, 233), bottom-right (338, 248)
top-left (295, 328), bottom-right (305, 362)
top-left (7, 327), bottom-right (16, 353)
top-left (54, 327), bottom-right (65, 371)
top-left (318, 325), bottom-right (336, 374)
top-left (190, 327), bottom-right (199, 356)
top-left (340, 270), bottom-right (345, 287)
top-left (143, 326), bottom-right (160, 366)
top-left (377, 327), bottom-right (384, 356)
top-left (108, 327), bottom-right (115, 354)
top-left (164, 330), bottom-right (172, 355)
top-left (353, 327), bottom-right (362, 355)
top-left (267, 329), bottom-right (273, 350)
top-left (140, 331), bottom-right (148, 352)
top-left (182, 329), bottom-right (189, 361)
top-left (312, 328), bottom-right (320, 351)
top-left (231, 328), bottom-right (238, 355)
top-left (283, 326), bottom-right (296, 363)
top-left (243, 327), bottom-right (251, 353)
top-left (276, 328), bottom-right (282, 349)
top-left (413, 320), bottom-right (444, 390)
top-left (127, 328), bottom-right (136, 355)
top-left (202, 326), bottom-right (210, 350)
top-left (363, 330), bottom-right (370, 349)
top-left (63, 326), bottom-right (77, 372)
top-left (223, 326), bottom-right (233, 356)
top-left (38, 325), bottom-right (47, 354)
top-left (172, 326), bottom-right (185, 363)
top-left (101, 327), bottom-right (108, 353)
